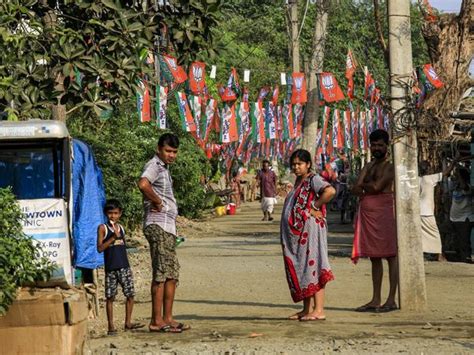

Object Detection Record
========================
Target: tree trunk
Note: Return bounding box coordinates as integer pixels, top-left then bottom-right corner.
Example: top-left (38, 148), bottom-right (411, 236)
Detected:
top-left (288, 0), bottom-right (301, 72)
top-left (418, 0), bottom-right (473, 260)
top-left (418, 0), bottom-right (473, 163)
top-left (41, 3), bottom-right (67, 122)
top-left (301, 0), bottom-right (329, 155)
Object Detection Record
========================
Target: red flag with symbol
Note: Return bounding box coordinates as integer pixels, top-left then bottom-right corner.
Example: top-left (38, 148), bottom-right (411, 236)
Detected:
top-left (221, 103), bottom-right (239, 143)
top-left (423, 64), bottom-right (443, 89)
top-left (345, 49), bottom-right (357, 100)
top-left (319, 72), bottom-right (345, 103)
top-left (364, 70), bottom-right (376, 102)
top-left (137, 80), bottom-right (151, 122)
top-left (162, 54), bottom-right (187, 84)
top-left (220, 68), bottom-right (241, 102)
top-left (291, 73), bottom-right (307, 104)
top-left (188, 61), bottom-right (206, 95)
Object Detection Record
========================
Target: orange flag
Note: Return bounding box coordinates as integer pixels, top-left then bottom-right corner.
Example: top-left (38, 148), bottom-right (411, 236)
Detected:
top-left (291, 73), bottom-right (307, 104)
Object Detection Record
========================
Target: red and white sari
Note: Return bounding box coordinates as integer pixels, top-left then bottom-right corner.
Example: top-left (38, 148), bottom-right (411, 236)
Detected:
top-left (280, 174), bottom-right (335, 303)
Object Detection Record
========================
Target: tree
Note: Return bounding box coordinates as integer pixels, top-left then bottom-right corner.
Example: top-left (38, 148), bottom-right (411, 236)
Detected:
top-left (417, 0), bottom-right (473, 160)
top-left (301, 0), bottom-right (329, 154)
top-left (0, 0), bottom-right (222, 121)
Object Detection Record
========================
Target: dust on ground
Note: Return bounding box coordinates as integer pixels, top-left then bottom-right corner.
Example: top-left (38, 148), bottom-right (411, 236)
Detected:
top-left (86, 201), bottom-right (474, 354)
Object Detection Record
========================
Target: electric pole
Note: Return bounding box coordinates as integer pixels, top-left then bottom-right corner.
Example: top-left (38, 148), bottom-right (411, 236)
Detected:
top-left (388, 0), bottom-right (427, 311)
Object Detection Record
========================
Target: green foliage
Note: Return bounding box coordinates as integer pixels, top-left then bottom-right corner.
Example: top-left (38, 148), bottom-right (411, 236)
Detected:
top-left (0, 0), bottom-right (222, 120)
top-left (67, 104), bottom-right (211, 229)
top-left (215, 0), bottom-right (429, 106)
top-left (0, 188), bottom-right (54, 315)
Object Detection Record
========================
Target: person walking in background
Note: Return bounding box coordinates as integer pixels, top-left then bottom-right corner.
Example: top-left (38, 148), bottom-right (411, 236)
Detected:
top-left (444, 156), bottom-right (473, 263)
top-left (97, 199), bottom-right (144, 335)
top-left (351, 129), bottom-right (398, 313)
top-left (280, 149), bottom-right (336, 321)
top-left (257, 159), bottom-right (277, 221)
top-left (138, 133), bottom-right (190, 333)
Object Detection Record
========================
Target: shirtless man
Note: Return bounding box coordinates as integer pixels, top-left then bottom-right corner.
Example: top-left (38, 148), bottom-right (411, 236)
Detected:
top-left (352, 129), bottom-right (398, 313)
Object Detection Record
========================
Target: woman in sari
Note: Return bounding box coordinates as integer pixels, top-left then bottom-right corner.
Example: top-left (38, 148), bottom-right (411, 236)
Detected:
top-left (281, 149), bottom-right (336, 321)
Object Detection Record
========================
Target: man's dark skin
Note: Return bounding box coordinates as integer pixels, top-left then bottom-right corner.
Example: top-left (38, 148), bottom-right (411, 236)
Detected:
top-left (352, 138), bottom-right (398, 311)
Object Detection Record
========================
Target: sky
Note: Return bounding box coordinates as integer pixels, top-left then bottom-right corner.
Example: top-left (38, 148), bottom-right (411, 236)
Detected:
top-left (428, 0), bottom-right (463, 13)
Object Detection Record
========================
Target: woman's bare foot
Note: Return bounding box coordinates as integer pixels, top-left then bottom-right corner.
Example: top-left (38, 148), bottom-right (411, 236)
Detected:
top-left (288, 310), bottom-right (307, 320)
top-left (301, 310), bottom-right (326, 321)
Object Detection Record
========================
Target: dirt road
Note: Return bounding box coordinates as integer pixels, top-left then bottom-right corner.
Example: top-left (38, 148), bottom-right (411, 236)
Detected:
top-left (86, 201), bottom-right (474, 354)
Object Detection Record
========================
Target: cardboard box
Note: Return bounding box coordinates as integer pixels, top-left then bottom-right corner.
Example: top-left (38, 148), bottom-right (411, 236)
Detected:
top-left (0, 288), bottom-right (88, 355)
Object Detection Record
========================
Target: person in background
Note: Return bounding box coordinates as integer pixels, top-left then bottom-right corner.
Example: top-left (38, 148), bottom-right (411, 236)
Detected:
top-left (257, 159), bottom-right (277, 221)
top-left (418, 161), bottom-right (445, 261)
top-left (445, 156), bottom-right (473, 263)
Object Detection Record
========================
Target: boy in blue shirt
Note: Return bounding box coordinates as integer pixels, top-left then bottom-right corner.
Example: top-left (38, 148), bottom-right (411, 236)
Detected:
top-left (97, 199), bottom-right (143, 335)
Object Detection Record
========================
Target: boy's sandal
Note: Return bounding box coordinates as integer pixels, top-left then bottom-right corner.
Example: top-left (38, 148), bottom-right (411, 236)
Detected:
top-left (149, 325), bottom-right (182, 333)
top-left (124, 323), bottom-right (145, 331)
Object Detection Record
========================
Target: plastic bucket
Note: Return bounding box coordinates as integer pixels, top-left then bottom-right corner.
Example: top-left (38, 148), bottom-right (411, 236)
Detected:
top-left (226, 203), bottom-right (236, 215)
top-left (215, 206), bottom-right (226, 216)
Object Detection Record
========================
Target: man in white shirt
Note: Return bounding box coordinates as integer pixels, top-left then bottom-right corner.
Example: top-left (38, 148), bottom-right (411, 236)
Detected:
top-left (419, 161), bottom-right (445, 261)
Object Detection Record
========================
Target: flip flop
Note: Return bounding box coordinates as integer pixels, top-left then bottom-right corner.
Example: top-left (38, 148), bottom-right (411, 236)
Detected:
top-left (300, 315), bottom-right (326, 321)
top-left (124, 323), bottom-right (145, 331)
top-left (355, 304), bottom-right (381, 312)
top-left (288, 314), bottom-right (302, 320)
top-left (377, 304), bottom-right (398, 313)
top-left (149, 325), bottom-right (182, 333)
top-left (107, 330), bottom-right (118, 336)
top-left (171, 322), bottom-right (191, 331)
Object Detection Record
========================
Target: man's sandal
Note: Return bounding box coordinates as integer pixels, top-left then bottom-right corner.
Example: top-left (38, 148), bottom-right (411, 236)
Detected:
top-left (355, 303), bottom-right (381, 312)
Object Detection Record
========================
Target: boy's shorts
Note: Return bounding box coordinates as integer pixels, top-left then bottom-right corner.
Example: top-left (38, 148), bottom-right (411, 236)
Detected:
top-left (144, 224), bottom-right (180, 283)
top-left (105, 267), bottom-right (135, 299)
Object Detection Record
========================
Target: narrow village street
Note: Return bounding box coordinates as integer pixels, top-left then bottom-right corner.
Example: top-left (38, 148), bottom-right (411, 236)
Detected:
top-left (87, 202), bottom-right (474, 354)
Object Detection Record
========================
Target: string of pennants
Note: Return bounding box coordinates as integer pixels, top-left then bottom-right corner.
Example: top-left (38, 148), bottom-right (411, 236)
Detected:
top-left (137, 49), bottom-right (444, 165)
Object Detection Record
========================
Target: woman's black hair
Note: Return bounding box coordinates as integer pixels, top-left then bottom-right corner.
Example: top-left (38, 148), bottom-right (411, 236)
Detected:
top-left (290, 149), bottom-right (312, 170)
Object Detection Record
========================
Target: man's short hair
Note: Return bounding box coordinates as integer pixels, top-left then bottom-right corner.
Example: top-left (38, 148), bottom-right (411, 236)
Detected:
top-left (104, 199), bottom-right (122, 213)
top-left (262, 159), bottom-right (270, 165)
top-left (369, 129), bottom-right (389, 144)
top-left (158, 133), bottom-right (180, 148)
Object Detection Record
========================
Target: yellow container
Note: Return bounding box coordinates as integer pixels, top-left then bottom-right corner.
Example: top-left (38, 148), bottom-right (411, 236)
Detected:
top-left (215, 206), bottom-right (226, 216)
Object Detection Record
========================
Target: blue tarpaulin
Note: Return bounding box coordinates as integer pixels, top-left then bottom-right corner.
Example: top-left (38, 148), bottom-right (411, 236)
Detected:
top-left (72, 139), bottom-right (106, 269)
